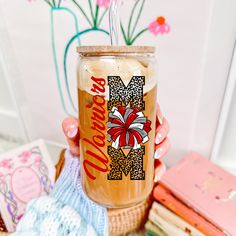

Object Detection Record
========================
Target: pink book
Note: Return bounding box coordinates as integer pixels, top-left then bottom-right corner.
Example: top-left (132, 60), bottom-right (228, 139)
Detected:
top-left (153, 184), bottom-right (224, 236)
top-left (160, 153), bottom-right (236, 236)
top-left (0, 140), bottom-right (55, 232)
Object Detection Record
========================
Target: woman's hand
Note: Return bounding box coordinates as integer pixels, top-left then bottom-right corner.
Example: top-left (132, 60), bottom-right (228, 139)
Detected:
top-left (154, 104), bottom-right (170, 182)
top-left (62, 104), bottom-right (170, 182)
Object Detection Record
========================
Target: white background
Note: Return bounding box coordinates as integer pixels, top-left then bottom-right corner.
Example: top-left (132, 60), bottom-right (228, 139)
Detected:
top-left (0, 0), bottom-right (236, 167)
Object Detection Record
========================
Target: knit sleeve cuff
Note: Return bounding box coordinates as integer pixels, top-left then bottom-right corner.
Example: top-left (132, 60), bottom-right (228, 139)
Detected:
top-left (51, 150), bottom-right (108, 236)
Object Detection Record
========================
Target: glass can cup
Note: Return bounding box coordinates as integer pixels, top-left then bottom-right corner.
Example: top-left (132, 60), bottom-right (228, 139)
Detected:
top-left (77, 46), bottom-right (157, 208)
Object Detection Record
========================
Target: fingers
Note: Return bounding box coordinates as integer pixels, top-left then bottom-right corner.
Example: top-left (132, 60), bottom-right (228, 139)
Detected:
top-left (155, 117), bottom-right (169, 145)
top-left (154, 137), bottom-right (171, 160)
top-left (62, 117), bottom-right (80, 157)
top-left (154, 105), bottom-right (168, 182)
top-left (155, 103), bottom-right (169, 145)
top-left (154, 160), bottom-right (166, 183)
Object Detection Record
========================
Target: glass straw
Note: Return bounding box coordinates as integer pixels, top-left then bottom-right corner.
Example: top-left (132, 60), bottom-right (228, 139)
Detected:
top-left (109, 0), bottom-right (121, 46)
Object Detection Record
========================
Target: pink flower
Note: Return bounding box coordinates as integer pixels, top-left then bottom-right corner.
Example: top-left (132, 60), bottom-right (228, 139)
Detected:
top-left (35, 155), bottom-right (41, 162)
top-left (149, 16), bottom-right (170, 36)
top-left (20, 151), bottom-right (32, 158)
top-left (0, 172), bottom-right (4, 178)
top-left (19, 151), bottom-right (32, 163)
top-left (97, 0), bottom-right (110, 8)
top-left (34, 155), bottom-right (41, 167)
top-left (0, 159), bottom-right (13, 169)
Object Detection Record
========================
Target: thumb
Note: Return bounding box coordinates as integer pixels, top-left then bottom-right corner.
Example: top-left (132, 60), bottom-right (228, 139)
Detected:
top-left (62, 117), bottom-right (80, 157)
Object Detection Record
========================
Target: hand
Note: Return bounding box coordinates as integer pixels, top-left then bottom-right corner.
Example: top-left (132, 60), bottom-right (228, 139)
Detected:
top-left (154, 104), bottom-right (170, 182)
top-left (62, 117), bottom-right (80, 157)
top-left (62, 104), bottom-right (170, 182)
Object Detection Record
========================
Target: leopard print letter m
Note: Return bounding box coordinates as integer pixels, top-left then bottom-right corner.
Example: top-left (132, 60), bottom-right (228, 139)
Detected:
top-left (107, 76), bottom-right (150, 181)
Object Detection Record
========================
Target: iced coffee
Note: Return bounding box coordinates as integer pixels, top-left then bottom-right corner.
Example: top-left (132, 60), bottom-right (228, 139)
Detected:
top-left (77, 46), bottom-right (157, 208)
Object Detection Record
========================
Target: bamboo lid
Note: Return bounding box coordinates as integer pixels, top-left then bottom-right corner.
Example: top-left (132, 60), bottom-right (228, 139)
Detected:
top-left (77, 46), bottom-right (156, 56)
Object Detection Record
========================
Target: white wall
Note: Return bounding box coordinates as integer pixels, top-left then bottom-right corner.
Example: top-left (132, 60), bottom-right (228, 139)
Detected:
top-left (189, 0), bottom-right (236, 159)
top-left (218, 84), bottom-right (236, 173)
top-left (0, 10), bottom-right (28, 149)
top-left (211, 42), bottom-right (236, 174)
top-left (0, 0), bottom-right (236, 164)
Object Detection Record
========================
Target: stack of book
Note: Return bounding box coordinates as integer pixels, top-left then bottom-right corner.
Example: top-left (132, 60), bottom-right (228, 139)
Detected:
top-left (145, 153), bottom-right (236, 236)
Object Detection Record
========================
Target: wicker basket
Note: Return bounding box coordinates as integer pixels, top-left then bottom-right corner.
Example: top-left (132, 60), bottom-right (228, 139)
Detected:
top-left (108, 197), bottom-right (152, 236)
top-left (56, 150), bottom-right (153, 235)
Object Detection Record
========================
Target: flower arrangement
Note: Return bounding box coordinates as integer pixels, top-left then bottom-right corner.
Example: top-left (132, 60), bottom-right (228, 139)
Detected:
top-left (70, 0), bottom-right (110, 29)
top-left (32, 0), bottom-right (170, 45)
top-left (27, 0), bottom-right (170, 116)
top-left (120, 1), bottom-right (170, 45)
